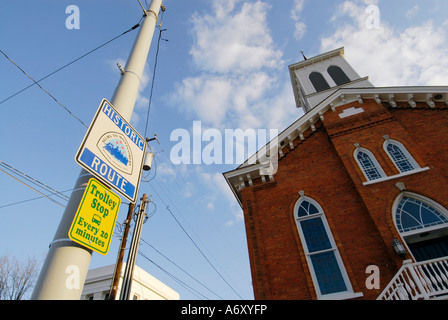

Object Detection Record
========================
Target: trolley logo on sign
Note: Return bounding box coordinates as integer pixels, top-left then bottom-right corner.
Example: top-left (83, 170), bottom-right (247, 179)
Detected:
top-left (75, 99), bottom-right (147, 203)
top-left (69, 178), bottom-right (121, 255)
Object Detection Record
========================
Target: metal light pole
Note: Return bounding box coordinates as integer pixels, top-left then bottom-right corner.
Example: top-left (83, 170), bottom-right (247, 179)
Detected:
top-left (31, 0), bottom-right (164, 300)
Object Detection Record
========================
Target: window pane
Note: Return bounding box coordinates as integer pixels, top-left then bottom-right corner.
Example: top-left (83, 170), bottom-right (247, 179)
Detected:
top-left (298, 200), bottom-right (320, 217)
top-left (357, 151), bottom-right (382, 180)
top-left (396, 197), bottom-right (448, 232)
top-left (310, 251), bottom-right (347, 295)
top-left (297, 205), bottom-right (308, 217)
top-left (309, 72), bottom-right (330, 92)
top-left (301, 217), bottom-right (332, 252)
top-left (386, 143), bottom-right (415, 172)
top-left (328, 66), bottom-right (351, 86)
top-left (308, 202), bottom-right (320, 215)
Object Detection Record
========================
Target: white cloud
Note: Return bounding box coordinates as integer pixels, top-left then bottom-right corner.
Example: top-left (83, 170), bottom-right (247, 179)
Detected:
top-left (320, 0), bottom-right (448, 87)
top-left (225, 208), bottom-right (244, 227)
top-left (189, 0), bottom-right (282, 74)
top-left (135, 63), bottom-right (151, 109)
top-left (191, 165), bottom-right (243, 226)
top-left (170, 0), bottom-right (299, 132)
top-left (211, 172), bottom-right (236, 204)
top-left (406, 5), bottom-right (420, 19)
top-left (173, 76), bottom-right (232, 128)
top-left (209, 171), bottom-right (245, 227)
top-left (196, 167), bottom-right (236, 204)
top-left (167, 0), bottom-right (306, 227)
top-left (291, 0), bottom-right (307, 40)
top-left (157, 161), bottom-right (176, 177)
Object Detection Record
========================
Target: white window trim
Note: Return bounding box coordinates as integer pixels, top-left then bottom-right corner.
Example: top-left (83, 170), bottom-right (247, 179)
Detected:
top-left (354, 147), bottom-right (386, 181)
top-left (383, 139), bottom-right (420, 173)
top-left (393, 191), bottom-right (448, 236)
top-left (294, 196), bottom-right (360, 299)
top-left (319, 291), bottom-right (364, 300)
top-left (363, 167), bottom-right (429, 186)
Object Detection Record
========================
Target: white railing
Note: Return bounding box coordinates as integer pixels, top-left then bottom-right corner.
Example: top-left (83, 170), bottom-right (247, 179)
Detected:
top-left (378, 257), bottom-right (448, 300)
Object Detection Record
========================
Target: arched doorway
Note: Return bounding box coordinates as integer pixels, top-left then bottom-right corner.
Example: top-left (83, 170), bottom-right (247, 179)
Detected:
top-left (394, 192), bottom-right (448, 262)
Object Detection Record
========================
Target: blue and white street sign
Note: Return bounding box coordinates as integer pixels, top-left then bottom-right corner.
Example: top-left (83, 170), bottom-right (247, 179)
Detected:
top-left (75, 99), bottom-right (147, 203)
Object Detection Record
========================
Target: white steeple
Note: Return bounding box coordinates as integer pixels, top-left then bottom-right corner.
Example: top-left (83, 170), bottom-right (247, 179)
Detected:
top-left (289, 47), bottom-right (374, 113)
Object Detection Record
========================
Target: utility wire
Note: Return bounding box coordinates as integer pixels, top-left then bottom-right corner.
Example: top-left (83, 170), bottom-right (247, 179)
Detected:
top-left (0, 161), bottom-right (70, 208)
top-left (0, 20), bottom-right (142, 106)
top-left (0, 161), bottom-right (69, 202)
top-left (0, 167), bottom-right (66, 208)
top-left (0, 19), bottom-right (143, 128)
top-left (138, 251), bottom-right (209, 300)
top-left (144, 26), bottom-right (167, 138)
top-left (164, 205), bottom-right (244, 300)
top-left (142, 159), bottom-right (245, 299)
top-left (0, 49), bottom-right (88, 128)
top-left (0, 189), bottom-right (72, 210)
top-left (119, 217), bottom-right (215, 299)
top-left (139, 237), bottom-right (224, 300)
top-left (139, 155), bottom-right (224, 299)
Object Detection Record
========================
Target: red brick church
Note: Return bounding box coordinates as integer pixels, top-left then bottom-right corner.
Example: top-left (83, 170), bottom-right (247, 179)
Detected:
top-left (224, 47), bottom-right (448, 300)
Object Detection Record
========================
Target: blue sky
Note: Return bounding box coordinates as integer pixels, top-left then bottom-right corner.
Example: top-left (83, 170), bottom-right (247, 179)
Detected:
top-left (1, 0), bottom-right (448, 300)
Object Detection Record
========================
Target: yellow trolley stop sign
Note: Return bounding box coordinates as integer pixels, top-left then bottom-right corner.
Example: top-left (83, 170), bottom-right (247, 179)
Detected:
top-left (69, 178), bottom-right (121, 255)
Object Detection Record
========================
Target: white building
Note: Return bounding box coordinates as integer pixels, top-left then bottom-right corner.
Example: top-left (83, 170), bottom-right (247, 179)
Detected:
top-left (81, 264), bottom-right (180, 300)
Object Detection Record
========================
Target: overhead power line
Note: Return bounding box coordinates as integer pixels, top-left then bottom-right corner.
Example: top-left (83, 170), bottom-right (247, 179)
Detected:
top-left (0, 161), bottom-right (70, 208)
top-left (164, 205), bottom-right (244, 300)
top-left (139, 237), bottom-right (224, 300)
top-left (0, 20), bottom-right (142, 106)
top-left (138, 251), bottom-right (209, 300)
top-left (0, 189), bottom-right (72, 210)
top-left (0, 49), bottom-right (88, 128)
top-left (144, 26), bottom-right (167, 138)
top-left (0, 19), bottom-right (143, 128)
top-left (141, 156), bottom-right (245, 300)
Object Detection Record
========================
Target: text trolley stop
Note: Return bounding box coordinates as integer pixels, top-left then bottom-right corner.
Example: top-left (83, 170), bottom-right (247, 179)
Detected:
top-left (75, 99), bottom-right (147, 203)
top-left (69, 178), bottom-right (121, 255)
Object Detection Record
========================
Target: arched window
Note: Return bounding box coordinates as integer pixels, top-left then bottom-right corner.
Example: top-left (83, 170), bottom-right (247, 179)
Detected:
top-left (327, 66), bottom-right (351, 86)
top-left (384, 140), bottom-right (419, 173)
top-left (294, 197), bottom-right (353, 298)
top-left (354, 148), bottom-right (385, 181)
top-left (395, 194), bottom-right (448, 234)
top-left (309, 72), bottom-right (330, 92)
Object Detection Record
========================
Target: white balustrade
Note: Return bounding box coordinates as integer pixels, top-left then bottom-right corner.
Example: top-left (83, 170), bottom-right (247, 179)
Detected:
top-left (378, 257), bottom-right (448, 300)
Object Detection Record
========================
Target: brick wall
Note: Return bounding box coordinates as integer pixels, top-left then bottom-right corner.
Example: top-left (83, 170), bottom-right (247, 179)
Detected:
top-left (240, 99), bottom-right (448, 300)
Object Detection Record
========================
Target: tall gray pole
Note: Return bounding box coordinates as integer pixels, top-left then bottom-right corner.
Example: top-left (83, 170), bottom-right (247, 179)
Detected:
top-left (31, 0), bottom-right (163, 300)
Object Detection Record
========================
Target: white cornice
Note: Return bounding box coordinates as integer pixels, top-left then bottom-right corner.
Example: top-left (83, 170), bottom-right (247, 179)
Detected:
top-left (288, 47), bottom-right (345, 71)
top-left (224, 85), bottom-right (448, 207)
top-left (242, 85), bottom-right (448, 168)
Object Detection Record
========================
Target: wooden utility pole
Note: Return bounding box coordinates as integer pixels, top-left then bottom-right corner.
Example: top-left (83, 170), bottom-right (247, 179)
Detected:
top-left (119, 194), bottom-right (149, 300)
top-left (109, 202), bottom-right (135, 300)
